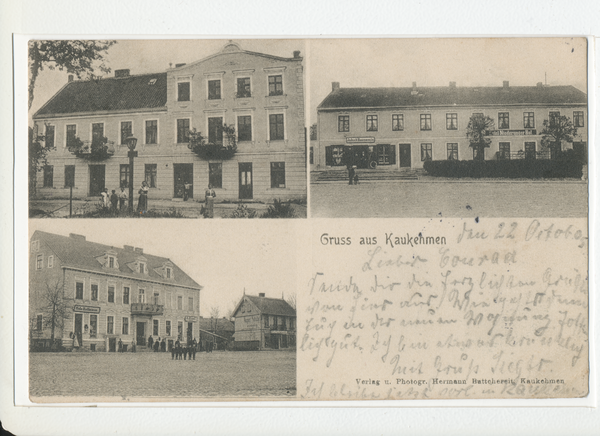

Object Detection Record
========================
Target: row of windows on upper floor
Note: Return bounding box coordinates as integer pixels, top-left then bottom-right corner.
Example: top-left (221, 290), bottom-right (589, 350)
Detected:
top-left (335, 111), bottom-right (586, 133)
top-left (41, 113), bottom-right (287, 148)
top-left (175, 74), bottom-right (285, 102)
top-left (41, 161), bottom-right (288, 191)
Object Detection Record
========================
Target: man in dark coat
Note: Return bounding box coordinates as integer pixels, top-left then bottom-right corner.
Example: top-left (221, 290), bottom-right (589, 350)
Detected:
top-left (148, 335), bottom-right (153, 350)
top-left (174, 340), bottom-right (180, 360)
top-left (183, 344), bottom-right (187, 360)
top-left (171, 343), bottom-right (175, 360)
top-left (161, 338), bottom-right (166, 352)
top-left (153, 340), bottom-right (159, 352)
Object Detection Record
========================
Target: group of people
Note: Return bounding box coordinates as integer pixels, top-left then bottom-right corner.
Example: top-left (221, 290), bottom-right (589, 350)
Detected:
top-left (147, 335), bottom-right (167, 352)
top-left (171, 339), bottom-right (198, 360)
top-left (117, 338), bottom-right (136, 353)
top-left (100, 181), bottom-right (149, 214)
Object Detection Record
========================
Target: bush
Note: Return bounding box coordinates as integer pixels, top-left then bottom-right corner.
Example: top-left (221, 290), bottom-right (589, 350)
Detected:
top-left (226, 204), bottom-right (257, 218)
top-left (423, 158), bottom-right (583, 179)
top-left (75, 204), bottom-right (185, 218)
top-left (260, 199), bottom-right (295, 218)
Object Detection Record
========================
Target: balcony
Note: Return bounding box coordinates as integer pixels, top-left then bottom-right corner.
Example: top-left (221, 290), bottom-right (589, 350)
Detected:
top-left (131, 303), bottom-right (163, 316)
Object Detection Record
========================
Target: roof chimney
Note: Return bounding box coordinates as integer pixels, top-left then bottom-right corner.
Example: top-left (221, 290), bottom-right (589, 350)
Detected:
top-left (134, 247), bottom-right (143, 254)
top-left (68, 75), bottom-right (74, 83)
top-left (503, 80), bottom-right (509, 90)
top-left (259, 293), bottom-right (266, 297)
top-left (123, 245), bottom-right (134, 251)
top-left (69, 233), bottom-right (86, 241)
top-left (449, 81), bottom-right (456, 88)
top-left (411, 82), bottom-right (418, 95)
top-left (115, 69), bottom-right (130, 78)
top-left (332, 82), bottom-right (340, 92)
top-left (293, 50), bottom-right (301, 59)
top-left (175, 63), bottom-right (186, 68)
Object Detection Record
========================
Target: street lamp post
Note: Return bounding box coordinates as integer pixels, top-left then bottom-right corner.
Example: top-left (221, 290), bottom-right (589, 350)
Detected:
top-left (126, 136), bottom-right (138, 213)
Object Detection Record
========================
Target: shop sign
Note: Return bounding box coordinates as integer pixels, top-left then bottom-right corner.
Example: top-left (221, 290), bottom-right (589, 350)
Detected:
top-left (184, 316), bottom-right (198, 322)
top-left (490, 129), bottom-right (537, 136)
top-left (346, 136), bottom-right (375, 144)
top-left (73, 305), bottom-right (101, 313)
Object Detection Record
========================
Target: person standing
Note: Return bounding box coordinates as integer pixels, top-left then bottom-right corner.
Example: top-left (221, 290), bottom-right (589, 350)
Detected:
top-left (119, 187), bottom-right (128, 210)
top-left (191, 339), bottom-right (197, 360)
top-left (131, 339), bottom-right (136, 353)
top-left (118, 338), bottom-right (123, 353)
top-left (348, 165), bottom-right (355, 185)
top-left (148, 335), bottom-right (153, 350)
top-left (137, 181), bottom-right (149, 213)
top-left (101, 188), bottom-right (109, 208)
top-left (205, 184), bottom-right (216, 218)
top-left (110, 190), bottom-right (119, 212)
top-left (161, 338), bottom-right (166, 352)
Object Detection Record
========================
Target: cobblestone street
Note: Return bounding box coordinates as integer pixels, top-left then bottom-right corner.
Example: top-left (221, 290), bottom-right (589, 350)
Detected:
top-left (310, 180), bottom-right (587, 218)
top-left (29, 350), bottom-right (296, 401)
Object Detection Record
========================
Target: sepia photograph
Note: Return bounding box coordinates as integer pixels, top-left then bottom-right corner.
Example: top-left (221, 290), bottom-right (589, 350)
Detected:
top-left (27, 220), bottom-right (298, 402)
top-left (308, 38), bottom-right (588, 218)
top-left (28, 39), bottom-right (307, 219)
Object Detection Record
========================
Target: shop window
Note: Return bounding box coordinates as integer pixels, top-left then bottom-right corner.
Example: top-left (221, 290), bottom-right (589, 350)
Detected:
top-left (366, 115), bottom-right (378, 131)
top-left (43, 165), bottom-right (53, 188)
top-left (208, 80), bottom-right (221, 100)
top-left (120, 121), bottom-right (132, 145)
top-left (421, 143), bottom-right (432, 161)
top-left (338, 115), bottom-right (350, 132)
top-left (270, 162), bottom-right (286, 188)
top-left (145, 120), bottom-right (158, 144)
top-left (177, 119), bottom-right (190, 143)
top-left (446, 113), bottom-right (458, 130)
top-left (498, 112), bottom-right (510, 129)
top-left (76, 282), bottom-right (84, 299)
top-left (269, 114), bottom-right (284, 140)
top-left (420, 114), bottom-right (432, 131)
top-left (145, 164), bottom-right (157, 188)
top-left (447, 143), bottom-right (458, 160)
top-left (237, 77), bottom-right (251, 98)
top-left (209, 163), bottom-right (222, 189)
top-left (392, 114), bottom-right (404, 131)
top-left (523, 112), bottom-right (535, 129)
top-left (237, 115), bottom-right (252, 141)
top-left (325, 145), bottom-right (345, 166)
top-left (177, 82), bottom-right (190, 101)
top-left (376, 144), bottom-right (396, 165)
top-left (573, 111), bottom-right (584, 127)
top-left (268, 75), bottom-right (283, 96)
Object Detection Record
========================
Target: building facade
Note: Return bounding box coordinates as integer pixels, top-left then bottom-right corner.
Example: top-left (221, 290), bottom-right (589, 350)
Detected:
top-left (29, 231), bottom-right (202, 352)
top-left (232, 293), bottom-right (296, 351)
top-left (314, 81), bottom-right (587, 170)
top-left (32, 42), bottom-right (306, 203)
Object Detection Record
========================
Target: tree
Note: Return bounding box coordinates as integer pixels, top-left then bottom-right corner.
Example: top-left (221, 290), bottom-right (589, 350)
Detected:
top-left (28, 40), bottom-right (116, 110)
top-left (541, 115), bottom-right (577, 158)
top-left (29, 126), bottom-right (54, 198)
top-left (466, 114), bottom-right (495, 161)
top-left (209, 306), bottom-right (221, 333)
top-left (187, 124), bottom-right (237, 160)
top-left (285, 292), bottom-right (297, 310)
top-left (36, 279), bottom-right (69, 345)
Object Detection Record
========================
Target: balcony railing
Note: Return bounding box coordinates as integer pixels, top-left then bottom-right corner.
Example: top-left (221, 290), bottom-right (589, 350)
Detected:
top-left (131, 303), bottom-right (164, 316)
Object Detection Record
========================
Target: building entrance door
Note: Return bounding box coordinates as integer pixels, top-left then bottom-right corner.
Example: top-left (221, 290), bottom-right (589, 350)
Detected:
top-left (173, 163), bottom-right (193, 199)
top-left (136, 322), bottom-right (145, 346)
top-left (74, 313), bottom-right (83, 348)
top-left (399, 144), bottom-right (411, 167)
top-left (187, 322), bottom-right (193, 345)
top-left (108, 337), bottom-right (116, 352)
top-left (89, 165), bottom-right (105, 196)
top-left (239, 163), bottom-right (253, 199)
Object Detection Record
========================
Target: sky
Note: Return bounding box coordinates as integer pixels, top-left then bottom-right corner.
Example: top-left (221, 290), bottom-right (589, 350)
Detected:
top-left (28, 219), bottom-right (302, 317)
top-left (28, 37), bottom-right (588, 125)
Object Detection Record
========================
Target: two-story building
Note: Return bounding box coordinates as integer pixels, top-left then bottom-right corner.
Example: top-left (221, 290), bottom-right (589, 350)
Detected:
top-left (29, 231), bottom-right (202, 352)
top-left (32, 41), bottom-right (306, 203)
top-left (314, 81), bottom-right (587, 170)
top-left (232, 293), bottom-right (296, 351)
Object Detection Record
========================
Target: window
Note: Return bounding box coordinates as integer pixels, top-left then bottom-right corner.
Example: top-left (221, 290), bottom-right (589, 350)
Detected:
top-left (447, 143), bottom-right (458, 160)
top-left (325, 145), bottom-right (345, 166)
top-left (154, 292), bottom-right (159, 305)
top-left (177, 321), bottom-right (183, 340)
top-left (139, 262), bottom-right (146, 274)
top-left (523, 112), bottom-right (535, 129)
top-left (123, 287), bottom-right (130, 304)
top-left (268, 75), bottom-right (283, 96)
top-left (108, 286), bottom-right (115, 303)
top-left (177, 119), bottom-right (190, 143)
top-left (138, 289), bottom-right (145, 303)
top-left (153, 320), bottom-right (159, 336)
top-left (66, 124), bottom-right (77, 148)
top-left (237, 77), bottom-right (251, 98)
top-left (64, 165), bottom-right (75, 188)
top-left (376, 144), bottom-right (396, 165)
top-left (366, 115), bottom-right (378, 131)
top-left (338, 115), bottom-right (350, 132)
top-left (36, 254), bottom-right (43, 270)
top-left (549, 111), bottom-right (560, 125)
top-left (90, 315), bottom-right (97, 338)
top-left (120, 121), bottom-right (132, 145)
top-left (36, 314), bottom-right (43, 330)
top-left (166, 320), bottom-right (171, 336)
top-left (264, 316), bottom-right (269, 327)
top-left (45, 125), bottom-right (55, 148)
top-left (145, 164), bottom-right (157, 188)
top-left (107, 316), bottom-right (114, 335)
top-left (145, 120), bottom-right (158, 144)
top-left (525, 142), bottom-right (536, 160)
top-left (498, 142), bottom-right (511, 160)
top-left (209, 163), bottom-right (222, 189)
top-left (237, 115), bottom-right (252, 141)
top-left (421, 143), bottom-right (432, 161)
top-left (177, 296), bottom-right (183, 310)
top-left (420, 114), bottom-right (432, 130)
top-left (188, 297), bottom-right (193, 311)
top-left (166, 293), bottom-right (172, 309)
top-left (392, 114), bottom-right (404, 131)
top-left (43, 165), bottom-right (53, 187)
top-left (573, 111), bottom-right (584, 127)
top-left (108, 256), bottom-right (115, 269)
top-left (270, 162), bottom-right (286, 188)
top-left (75, 282), bottom-right (83, 299)
top-left (92, 123), bottom-right (104, 142)
top-left (208, 117), bottom-right (223, 144)
top-left (166, 267), bottom-right (172, 279)
top-left (446, 113), bottom-right (458, 130)
top-left (269, 114), bottom-right (285, 140)
top-left (91, 284), bottom-right (98, 301)
top-left (310, 146), bottom-right (314, 165)
top-left (47, 255), bottom-right (54, 268)
top-left (178, 82), bottom-right (190, 101)
top-left (122, 317), bottom-right (129, 335)
top-left (208, 80), bottom-right (221, 99)
top-left (120, 164), bottom-right (130, 189)
top-left (498, 112), bottom-right (510, 129)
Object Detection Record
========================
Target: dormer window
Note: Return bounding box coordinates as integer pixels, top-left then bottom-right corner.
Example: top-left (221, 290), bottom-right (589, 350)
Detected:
top-left (139, 262), bottom-right (146, 274)
top-left (108, 256), bottom-right (115, 269)
top-left (166, 267), bottom-right (172, 279)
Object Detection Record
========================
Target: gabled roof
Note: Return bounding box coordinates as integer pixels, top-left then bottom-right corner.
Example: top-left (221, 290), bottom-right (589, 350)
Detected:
top-left (233, 294), bottom-right (296, 317)
top-left (32, 231), bottom-right (201, 289)
top-left (197, 317), bottom-right (235, 332)
top-left (317, 85), bottom-right (587, 110)
top-left (33, 72), bottom-right (167, 118)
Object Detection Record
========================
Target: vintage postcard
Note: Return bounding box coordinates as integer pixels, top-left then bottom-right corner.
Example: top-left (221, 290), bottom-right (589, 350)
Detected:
top-left (19, 37), bottom-right (589, 404)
